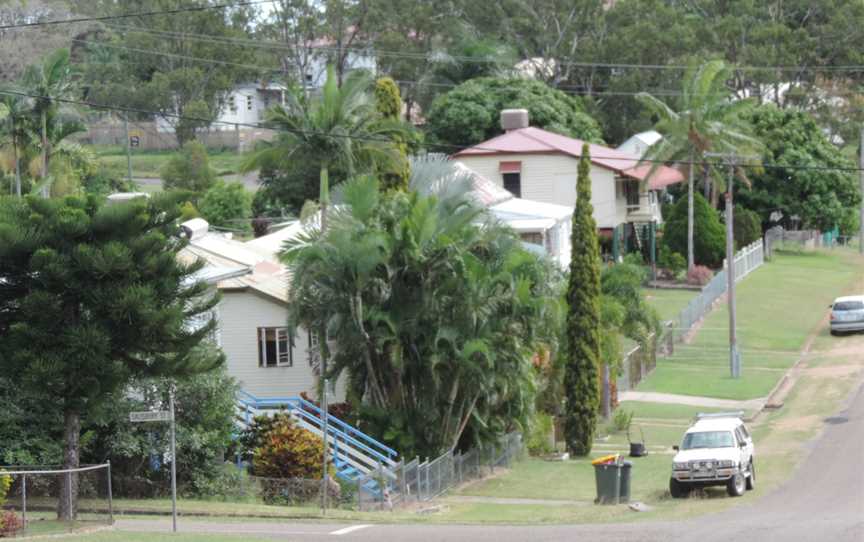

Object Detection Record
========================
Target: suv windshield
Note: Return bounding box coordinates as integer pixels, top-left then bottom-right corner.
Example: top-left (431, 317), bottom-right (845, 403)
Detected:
top-left (833, 301), bottom-right (864, 311)
top-left (682, 430), bottom-right (735, 450)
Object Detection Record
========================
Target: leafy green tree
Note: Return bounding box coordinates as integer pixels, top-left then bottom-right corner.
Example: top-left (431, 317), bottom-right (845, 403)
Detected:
top-left (280, 161), bottom-right (562, 457)
top-left (563, 144), bottom-right (601, 456)
top-left (737, 105), bottom-right (861, 233)
top-left (76, 0), bottom-right (256, 145)
top-left (601, 262), bottom-right (660, 344)
top-left (199, 180), bottom-right (252, 232)
top-left (0, 193), bottom-right (223, 519)
top-left (373, 77), bottom-right (411, 191)
top-left (426, 77), bottom-right (603, 147)
top-left (733, 206), bottom-right (762, 247)
top-left (160, 142), bottom-right (217, 194)
top-left (637, 60), bottom-right (761, 270)
top-left (664, 191), bottom-right (725, 268)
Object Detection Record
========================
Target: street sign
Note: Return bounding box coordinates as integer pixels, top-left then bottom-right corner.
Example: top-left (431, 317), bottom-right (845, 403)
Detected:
top-left (130, 411), bottom-right (172, 423)
top-left (129, 135), bottom-right (140, 148)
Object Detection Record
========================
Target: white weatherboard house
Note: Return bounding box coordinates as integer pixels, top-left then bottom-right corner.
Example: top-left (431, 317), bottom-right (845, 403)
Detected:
top-left (452, 110), bottom-right (684, 234)
top-left (456, 163), bottom-right (573, 267)
top-left (179, 218), bottom-right (344, 401)
top-left (213, 82), bottom-right (287, 129)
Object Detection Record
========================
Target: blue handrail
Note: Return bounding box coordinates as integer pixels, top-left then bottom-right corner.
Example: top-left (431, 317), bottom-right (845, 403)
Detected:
top-left (236, 391), bottom-right (398, 461)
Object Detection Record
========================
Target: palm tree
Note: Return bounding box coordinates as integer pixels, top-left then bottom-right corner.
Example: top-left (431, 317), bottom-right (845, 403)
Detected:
top-left (0, 95), bottom-right (32, 197)
top-left (280, 164), bottom-right (562, 456)
top-left (637, 60), bottom-right (762, 270)
top-left (242, 65), bottom-right (402, 229)
top-left (22, 48), bottom-right (75, 197)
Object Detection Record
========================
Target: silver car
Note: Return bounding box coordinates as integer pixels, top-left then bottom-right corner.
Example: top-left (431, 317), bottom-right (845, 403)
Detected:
top-left (830, 295), bottom-right (864, 335)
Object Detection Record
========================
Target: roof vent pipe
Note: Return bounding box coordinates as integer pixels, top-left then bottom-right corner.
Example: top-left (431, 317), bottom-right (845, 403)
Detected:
top-left (501, 109), bottom-right (529, 132)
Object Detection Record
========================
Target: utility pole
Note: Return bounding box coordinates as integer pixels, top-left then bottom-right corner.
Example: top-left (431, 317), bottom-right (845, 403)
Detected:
top-left (859, 127), bottom-right (863, 254)
top-left (124, 114), bottom-right (133, 182)
top-left (706, 153), bottom-right (758, 379)
top-left (321, 359), bottom-right (329, 515)
top-left (169, 385), bottom-right (178, 533)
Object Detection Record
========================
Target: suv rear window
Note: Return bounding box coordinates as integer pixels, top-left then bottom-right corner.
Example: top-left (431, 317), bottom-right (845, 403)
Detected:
top-left (833, 301), bottom-right (864, 311)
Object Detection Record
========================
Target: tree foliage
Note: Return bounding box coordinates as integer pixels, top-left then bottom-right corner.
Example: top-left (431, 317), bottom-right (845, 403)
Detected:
top-left (664, 192), bottom-right (725, 268)
top-left (373, 77), bottom-right (411, 191)
top-left (733, 206), bottom-right (762, 247)
top-left (563, 145), bottom-right (601, 456)
top-left (0, 193), bottom-right (223, 518)
top-left (199, 180), bottom-right (252, 231)
top-left (160, 142), bottom-right (217, 194)
top-left (425, 77), bottom-right (603, 147)
top-left (280, 162), bottom-right (562, 457)
top-left (251, 414), bottom-right (328, 479)
top-left (737, 105), bottom-right (861, 233)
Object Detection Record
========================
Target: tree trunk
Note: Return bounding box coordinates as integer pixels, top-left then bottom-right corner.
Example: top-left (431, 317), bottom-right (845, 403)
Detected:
top-left (57, 409), bottom-right (80, 521)
top-left (687, 154), bottom-right (695, 271)
top-left (13, 135), bottom-right (21, 198)
top-left (41, 109), bottom-right (49, 197)
top-left (319, 165), bottom-right (329, 231)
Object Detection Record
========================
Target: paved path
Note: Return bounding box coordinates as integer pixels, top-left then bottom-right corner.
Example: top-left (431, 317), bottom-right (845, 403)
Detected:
top-left (618, 390), bottom-right (765, 411)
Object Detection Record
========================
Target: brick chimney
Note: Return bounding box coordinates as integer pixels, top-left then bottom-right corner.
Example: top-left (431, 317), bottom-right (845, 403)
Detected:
top-left (501, 109), bottom-right (529, 132)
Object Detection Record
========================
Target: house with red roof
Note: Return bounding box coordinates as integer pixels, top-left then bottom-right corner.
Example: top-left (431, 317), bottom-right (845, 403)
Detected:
top-left (452, 110), bottom-right (684, 246)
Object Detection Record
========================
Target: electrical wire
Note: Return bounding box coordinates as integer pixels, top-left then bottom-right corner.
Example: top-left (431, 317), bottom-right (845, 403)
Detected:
top-left (1, 87), bottom-right (862, 173)
top-left (0, 0), bottom-right (277, 30)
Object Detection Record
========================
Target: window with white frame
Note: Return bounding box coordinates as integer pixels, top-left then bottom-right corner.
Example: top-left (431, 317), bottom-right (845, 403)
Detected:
top-left (258, 327), bottom-right (293, 367)
top-left (228, 95), bottom-right (237, 113)
top-left (246, 95), bottom-right (253, 111)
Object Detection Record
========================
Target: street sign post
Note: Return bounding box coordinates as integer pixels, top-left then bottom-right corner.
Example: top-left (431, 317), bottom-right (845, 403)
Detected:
top-left (129, 397), bottom-right (178, 532)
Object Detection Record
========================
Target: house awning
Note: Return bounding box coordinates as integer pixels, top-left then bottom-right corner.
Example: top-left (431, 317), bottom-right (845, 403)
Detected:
top-left (499, 161), bottom-right (522, 173)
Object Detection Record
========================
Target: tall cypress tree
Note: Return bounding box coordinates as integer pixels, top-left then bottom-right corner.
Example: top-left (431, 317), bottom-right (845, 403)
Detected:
top-left (563, 144), bottom-right (601, 456)
top-left (0, 193), bottom-right (223, 519)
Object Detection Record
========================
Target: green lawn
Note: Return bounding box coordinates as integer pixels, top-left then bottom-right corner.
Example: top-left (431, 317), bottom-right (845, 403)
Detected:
top-left (643, 288), bottom-right (698, 322)
top-left (92, 146), bottom-right (248, 179)
top-left (636, 250), bottom-right (862, 400)
top-left (616, 401), bottom-right (749, 421)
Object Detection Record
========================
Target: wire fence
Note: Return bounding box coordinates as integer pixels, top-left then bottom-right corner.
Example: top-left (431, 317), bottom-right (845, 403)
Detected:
top-left (618, 240), bottom-right (765, 393)
top-left (0, 464), bottom-right (113, 537)
top-left (356, 432), bottom-right (524, 511)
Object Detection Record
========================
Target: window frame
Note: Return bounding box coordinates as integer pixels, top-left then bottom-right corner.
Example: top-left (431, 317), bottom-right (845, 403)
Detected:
top-left (258, 327), bottom-right (293, 368)
top-left (502, 172), bottom-right (522, 198)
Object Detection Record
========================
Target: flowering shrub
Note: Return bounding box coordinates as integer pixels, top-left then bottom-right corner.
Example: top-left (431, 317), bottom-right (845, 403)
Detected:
top-left (0, 511), bottom-right (23, 538)
top-left (0, 473), bottom-right (23, 538)
top-left (252, 416), bottom-right (328, 480)
top-left (687, 265), bottom-right (714, 286)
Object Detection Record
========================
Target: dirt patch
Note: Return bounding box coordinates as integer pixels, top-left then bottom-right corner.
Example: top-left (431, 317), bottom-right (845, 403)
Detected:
top-left (804, 365), bottom-right (863, 379)
top-left (773, 414), bottom-right (822, 433)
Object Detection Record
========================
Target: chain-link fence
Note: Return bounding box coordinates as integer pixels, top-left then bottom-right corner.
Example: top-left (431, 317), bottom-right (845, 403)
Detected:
top-left (0, 464), bottom-right (114, 537)
top-left (618, 241), bottom-right (764, 394)
top-left (356, 432), bottom-right (523, 511)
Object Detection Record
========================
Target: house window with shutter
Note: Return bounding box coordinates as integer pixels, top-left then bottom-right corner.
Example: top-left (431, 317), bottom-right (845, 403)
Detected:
top-left (258, 327), bottom-right (293, 367)
top-left (499, 161), bottom-right (522, 197)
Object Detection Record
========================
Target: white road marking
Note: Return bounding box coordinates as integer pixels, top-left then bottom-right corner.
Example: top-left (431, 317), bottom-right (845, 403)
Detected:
top-left (330, 524), bottom-right (373, 536)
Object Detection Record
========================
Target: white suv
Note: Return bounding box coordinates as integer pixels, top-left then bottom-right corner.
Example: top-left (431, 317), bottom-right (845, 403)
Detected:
top-left (670, 412), bottom-right (755, 498)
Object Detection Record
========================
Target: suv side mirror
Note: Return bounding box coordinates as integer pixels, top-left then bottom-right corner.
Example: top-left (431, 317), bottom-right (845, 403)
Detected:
top-left (739, 442), bottom-right (747, 448)
top-left (672, 445), bottom-right (680, 452)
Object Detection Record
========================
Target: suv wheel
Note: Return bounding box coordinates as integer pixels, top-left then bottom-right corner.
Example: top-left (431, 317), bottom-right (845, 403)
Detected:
top-left (746, 460), bottom-right (755, 490)
top-left (669, 477), bottom-right (689, 499)
top-left (727, 473), bottom-right (746, 497)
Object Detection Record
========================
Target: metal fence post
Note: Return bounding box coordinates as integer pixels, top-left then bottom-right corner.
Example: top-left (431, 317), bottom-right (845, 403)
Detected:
top-left (107, 461), bottom-right (114, 525)
top-left (21, 474), bottom-right (27, 532)
top-left (425, 458), bottom-right (430, 501)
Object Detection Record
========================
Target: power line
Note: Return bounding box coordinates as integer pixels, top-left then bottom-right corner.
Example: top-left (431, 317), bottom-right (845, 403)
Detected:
top-left (72, 37), bottom-right (864, 102)
top-left (102, 21), bottom-right (864, 74)
top-left (0, 0), bottom-right (276, 30)
top-left (1, 87), bottom-right (862, 173)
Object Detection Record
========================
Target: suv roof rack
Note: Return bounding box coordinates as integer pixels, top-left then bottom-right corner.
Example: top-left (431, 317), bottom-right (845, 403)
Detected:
top-left (692, 411), bottom-right (744, 424)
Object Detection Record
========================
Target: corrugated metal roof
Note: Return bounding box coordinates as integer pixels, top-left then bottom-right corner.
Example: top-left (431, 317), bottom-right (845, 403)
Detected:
top-left (453, 126), bottom-right (684, 189)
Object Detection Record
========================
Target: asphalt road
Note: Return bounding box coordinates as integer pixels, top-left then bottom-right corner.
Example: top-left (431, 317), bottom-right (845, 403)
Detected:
top-left (118, 378), bottom-right (864, 542)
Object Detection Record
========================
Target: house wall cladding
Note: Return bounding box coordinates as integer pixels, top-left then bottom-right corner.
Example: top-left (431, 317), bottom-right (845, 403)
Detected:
top-left (220, 291), bottom-right (313, 398)
top-left (455, 154), bottom-right (621, 229)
